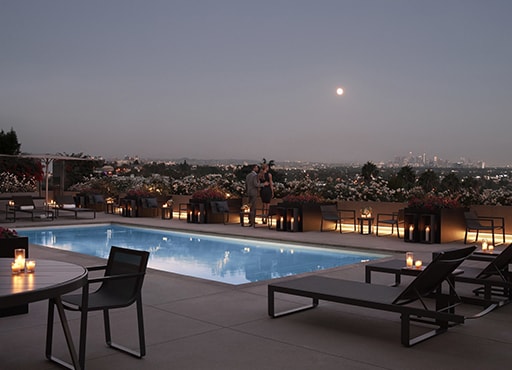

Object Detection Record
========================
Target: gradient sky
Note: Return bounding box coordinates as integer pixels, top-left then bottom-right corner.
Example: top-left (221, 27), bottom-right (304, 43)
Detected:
top-left (1, 1), bottom-right (511, 166)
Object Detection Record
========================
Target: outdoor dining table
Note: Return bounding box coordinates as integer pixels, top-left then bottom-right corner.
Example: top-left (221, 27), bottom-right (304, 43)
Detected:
top-left (0, 258), bottom-right (88, 370)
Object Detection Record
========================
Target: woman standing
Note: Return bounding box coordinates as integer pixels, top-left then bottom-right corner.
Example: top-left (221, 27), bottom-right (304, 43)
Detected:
top-left (258, 164), bottom-right (273, 223)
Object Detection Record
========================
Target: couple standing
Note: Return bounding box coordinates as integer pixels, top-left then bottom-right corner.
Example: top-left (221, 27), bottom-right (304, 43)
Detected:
top-left (245, 164), bottom-right (274, 226)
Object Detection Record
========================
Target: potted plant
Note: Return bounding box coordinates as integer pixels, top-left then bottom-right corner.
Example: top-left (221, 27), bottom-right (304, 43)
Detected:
top-left (189, 187), bottom-right (228, 223)
top-left (0, 227), bottom-right (29, 316)
top-left (405, 194), bottom-right (467, 243)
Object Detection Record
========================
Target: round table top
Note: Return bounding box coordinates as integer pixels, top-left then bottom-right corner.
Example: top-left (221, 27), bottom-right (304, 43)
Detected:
top-left (0, 259), bottom-right (87, 309)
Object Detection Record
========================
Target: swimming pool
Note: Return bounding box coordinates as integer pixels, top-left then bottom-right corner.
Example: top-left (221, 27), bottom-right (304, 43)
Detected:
top-left (18, 224), bottom-right (386, 285)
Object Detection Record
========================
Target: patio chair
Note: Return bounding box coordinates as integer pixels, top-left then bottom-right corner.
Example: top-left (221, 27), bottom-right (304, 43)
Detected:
top-left (376, 209), bottom-right (404, 238)
top-left (269, 246), bottom-right (476, 347)
top-left (320, 205), bottom-right (356, 233)
top-left (46, 246), bottom-right (150, 369)
top-left (464, 211), bottom-right (505, 246)
top-left (54, 195), bottom-right (96, 219)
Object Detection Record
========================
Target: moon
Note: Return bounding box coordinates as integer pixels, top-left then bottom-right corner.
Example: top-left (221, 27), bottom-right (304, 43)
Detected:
top-left (336, 87), bottom-right (344, 96)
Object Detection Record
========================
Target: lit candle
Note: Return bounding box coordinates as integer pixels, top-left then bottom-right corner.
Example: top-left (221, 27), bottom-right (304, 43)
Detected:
top-left (482, 240), bottom-right (488, 252)
top-left (409, 226), bottom-right (414, 241)
top-left (488, 244), bottom-right (494, 253)
top-left (415, 260), bottom-right (423, 269)
top-left (425, 226), bottom-right (430, 242)
top-left (290, 217), bottom-right (294, 230)
top-left (406, 252), bottom-right (414, 268)
top-left (280, 217), bottom-right (284, 230)
top-left (11, 261), bottom-right (22, 274)
top-left (14, 249), bottom-right (25, 271)
top-left (26, 260), bottom-right (36, 273)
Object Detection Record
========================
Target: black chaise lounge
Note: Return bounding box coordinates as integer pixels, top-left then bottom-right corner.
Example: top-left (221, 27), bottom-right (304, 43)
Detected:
top-left (268, 246), bottom-right (476, 347)
top-left (9, 195), bottom-right (54, 221)
top-left (54, 195), bottom-right (96, 219)
top-left (453, 243), bottom-right (512, 304)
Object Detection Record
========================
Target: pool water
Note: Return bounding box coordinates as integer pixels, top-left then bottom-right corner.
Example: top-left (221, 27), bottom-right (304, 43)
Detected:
top-left (19, 224), bottom-right (386, 285)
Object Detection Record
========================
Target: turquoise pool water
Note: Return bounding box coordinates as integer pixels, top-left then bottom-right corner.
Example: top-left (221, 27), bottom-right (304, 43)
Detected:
top-left (19, 224), bottom-right (386, 285)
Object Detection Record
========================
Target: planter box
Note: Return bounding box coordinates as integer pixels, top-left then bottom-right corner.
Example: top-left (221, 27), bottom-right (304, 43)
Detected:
top-left (404, 208), bottom-right (467, 244)
top-left (277, 202), bottom-right (335, 232)
top-left (0, 237), bottom-right (29, 316)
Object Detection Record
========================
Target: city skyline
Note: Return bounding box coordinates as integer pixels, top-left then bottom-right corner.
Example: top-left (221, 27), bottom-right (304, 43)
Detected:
top-left (1, 1), bottom-right (511, 166)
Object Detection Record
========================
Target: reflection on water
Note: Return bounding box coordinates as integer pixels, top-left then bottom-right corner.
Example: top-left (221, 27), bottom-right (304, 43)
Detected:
top-left (19, 225), bottom-right (385, 285)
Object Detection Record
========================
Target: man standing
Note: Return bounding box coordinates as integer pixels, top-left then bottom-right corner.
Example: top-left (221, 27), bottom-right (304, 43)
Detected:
top-left (245, 164), bottom-right (266, 226)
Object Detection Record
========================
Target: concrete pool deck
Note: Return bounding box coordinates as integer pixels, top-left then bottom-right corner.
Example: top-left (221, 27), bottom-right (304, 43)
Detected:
top-left (1, 212), bottom-right (511, 369)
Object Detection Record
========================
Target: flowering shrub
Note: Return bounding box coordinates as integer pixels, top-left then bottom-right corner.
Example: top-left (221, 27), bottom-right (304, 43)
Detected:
top-left (191, 187), bottom-right (227, 201)
top-left (407, 194), bottom-right (461, 212)
top-left (0, 172), bottom-right (38, 192)
top-left (0, 227), bottom-right (18, 239)
top-left (282, 193), bottom-right (325, 204)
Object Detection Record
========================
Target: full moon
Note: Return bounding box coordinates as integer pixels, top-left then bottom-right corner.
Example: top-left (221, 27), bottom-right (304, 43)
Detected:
top-left (336, 87), bottom-right (344, 96)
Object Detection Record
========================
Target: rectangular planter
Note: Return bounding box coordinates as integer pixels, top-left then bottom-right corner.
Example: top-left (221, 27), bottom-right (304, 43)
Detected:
top-left (404, 208), bottom-right (467, 244)
top-left (0, 236), bottom-right (29, 316)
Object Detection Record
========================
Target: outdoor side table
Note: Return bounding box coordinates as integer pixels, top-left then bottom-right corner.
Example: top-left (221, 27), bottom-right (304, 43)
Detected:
top-left (358, 217), bottom-right (374, 235)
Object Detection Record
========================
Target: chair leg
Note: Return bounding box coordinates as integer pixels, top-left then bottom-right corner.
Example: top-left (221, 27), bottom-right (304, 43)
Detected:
top-left (464, 230), bottom-right (468, 244)
top-left (45, 298), bottom-right (85, 370)
top-left (103, 299), bottom-right (146, 358)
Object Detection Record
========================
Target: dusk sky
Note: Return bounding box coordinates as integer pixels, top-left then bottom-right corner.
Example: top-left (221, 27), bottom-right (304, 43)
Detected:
top-left (1, 1), bottom-right (511, 166)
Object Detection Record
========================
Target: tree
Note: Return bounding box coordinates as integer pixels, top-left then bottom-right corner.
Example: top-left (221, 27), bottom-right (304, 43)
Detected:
top-left (440, 172), bottom-right (461, 193)
top-left (361, 161), bottom-right (378, 181)
top-left (397, 166), bottom-right (416, 189)
top-left (0, 128), bottom-right (43, 182)
top-left (418, 169), bottom-right (440, 193)
top-left (0, 128), bottom-right (21, 155)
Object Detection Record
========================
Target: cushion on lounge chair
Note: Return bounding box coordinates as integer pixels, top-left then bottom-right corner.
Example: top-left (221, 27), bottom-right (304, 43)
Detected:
top-left (20, 205), bottom-right (35, 210)
top-left (62, 204), bottom-right (76, 209)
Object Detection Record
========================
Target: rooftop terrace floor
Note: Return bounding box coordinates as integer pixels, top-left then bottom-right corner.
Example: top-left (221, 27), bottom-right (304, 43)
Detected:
top-left (1, 212), bottom-right (511, 369)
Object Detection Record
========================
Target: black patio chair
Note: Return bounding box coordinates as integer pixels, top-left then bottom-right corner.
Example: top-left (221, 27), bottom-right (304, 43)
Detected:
top-left (46, 246), bottom-right (150, 369)
top-left (320, 205), bottom-right (356, 233)
top-left (464, 211), bottom-right (505, 246)
top-left (376, 209), bottom-right (404, 238)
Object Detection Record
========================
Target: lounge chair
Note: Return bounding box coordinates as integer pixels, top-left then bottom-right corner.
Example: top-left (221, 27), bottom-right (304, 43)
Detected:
top-left (54, 195), bottom-right (96, 219)
top-left (452, 243), bottom-right (512, 304)
top-left (268, 246), bottom-right (476, 347)
top-left (9, 196), bottom-right (54, 221)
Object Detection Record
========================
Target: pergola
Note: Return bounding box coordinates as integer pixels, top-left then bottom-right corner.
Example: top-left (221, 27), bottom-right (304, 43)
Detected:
top-left (0, 154), bottom-right (94, 204)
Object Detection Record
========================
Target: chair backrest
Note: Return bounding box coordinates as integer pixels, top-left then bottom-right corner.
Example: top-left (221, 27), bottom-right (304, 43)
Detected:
top-left (12, 196), bottom-right (35, 208)
top-left (464, 211), bottom-right (482, 228)
top-left (100, 246), bottom-right (150, 304)
top-left (211, 201), bottom-right (229, 213)
top-left (397, 209), bottom-right (405, 221)
top-left (55, 195), bottom-right (77, 206)
top-left (393, 246), bottom-right (476, 305)
top-left (320, 205), bottom-right (338, 218)
top-left (478, 243), bottom-right (512, 278)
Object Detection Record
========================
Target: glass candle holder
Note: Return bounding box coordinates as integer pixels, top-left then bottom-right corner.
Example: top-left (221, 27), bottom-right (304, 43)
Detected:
top-left (25, 260), bottom-right (36, 273)
top-left (14, 249), bottom-right (26, 271)
top-left (406, 252), bottom-right (414, 268)
top-left (11, 261), bottom-right (22, 274)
